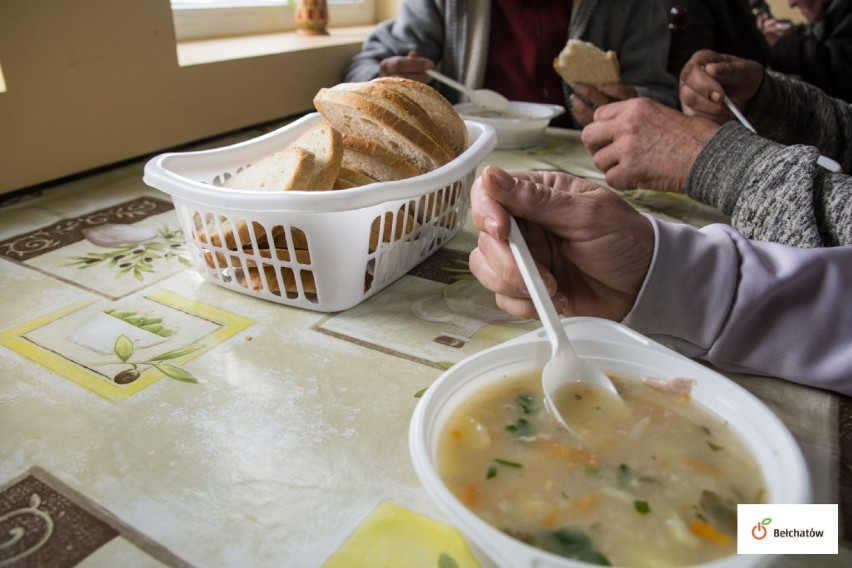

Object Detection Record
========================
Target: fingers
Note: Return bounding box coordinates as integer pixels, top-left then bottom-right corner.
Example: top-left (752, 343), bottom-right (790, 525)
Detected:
top-left (596, 83), bottom-right (637, 101)
top-left (378, 55), bottom-right (434, 82)
top-left (469, 231), bottom-right (559, 321)
top-left (472, 166), bottom-right (602, 240)
top-left (570, 93), bottom-right (595, 127)
top-left (580, 117), bottom-right (612, 155)
top-left (680, 61), bottom-right (724, 104)
top-left (468, 233), bottom-right (537, 319)
top-left (680, 82), bottom-right (728, 122)
top-left (470, 167), bottom-right (513, 239)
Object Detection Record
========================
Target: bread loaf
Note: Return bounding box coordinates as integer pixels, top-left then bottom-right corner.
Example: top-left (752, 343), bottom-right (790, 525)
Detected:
top-left (218, 77), bottom-right (464, 194)
top-left (313, 86), bottom-right (453, 173)
top-left (553, 39), bottom-right (620, 88)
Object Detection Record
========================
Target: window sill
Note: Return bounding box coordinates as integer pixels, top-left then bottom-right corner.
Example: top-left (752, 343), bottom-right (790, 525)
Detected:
top-left (176, 24), bottom-right (374, 67)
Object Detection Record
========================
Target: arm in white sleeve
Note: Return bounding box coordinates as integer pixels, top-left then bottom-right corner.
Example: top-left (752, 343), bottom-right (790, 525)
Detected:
top-left (622, 216), bottom-right (852, 397)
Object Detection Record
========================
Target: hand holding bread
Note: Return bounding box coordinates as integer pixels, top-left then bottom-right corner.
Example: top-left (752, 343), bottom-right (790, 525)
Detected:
top-left (553, 39), bottom-right (620, 89)
top-left (554, 39), bottom-right (640, 126)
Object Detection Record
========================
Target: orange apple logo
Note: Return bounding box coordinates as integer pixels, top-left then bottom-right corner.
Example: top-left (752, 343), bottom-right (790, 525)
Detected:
top-left (752, 517), bottom-right (772, 540)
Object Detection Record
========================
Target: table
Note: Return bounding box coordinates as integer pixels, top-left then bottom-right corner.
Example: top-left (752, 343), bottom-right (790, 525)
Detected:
top-left (0, 124), bottom-right (848, 567)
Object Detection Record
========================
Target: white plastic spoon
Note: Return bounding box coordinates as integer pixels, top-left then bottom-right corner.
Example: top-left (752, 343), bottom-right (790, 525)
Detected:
top-left (507, 216), bottom-right (620, 430)
top-left (426, 69), bottom-right (510, 113)
top-left (724, 96), bottom-right (841, 173)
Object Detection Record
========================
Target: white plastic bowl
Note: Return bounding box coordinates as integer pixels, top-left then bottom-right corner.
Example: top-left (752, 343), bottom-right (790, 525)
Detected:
top-left (455, 101), bottom-right (565, 149)
top-left (410, 317), bottom-right (810, 568)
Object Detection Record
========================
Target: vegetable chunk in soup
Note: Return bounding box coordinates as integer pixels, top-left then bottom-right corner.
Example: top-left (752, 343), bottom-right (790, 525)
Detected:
top-left (437, 371), bottom-right (766, 567)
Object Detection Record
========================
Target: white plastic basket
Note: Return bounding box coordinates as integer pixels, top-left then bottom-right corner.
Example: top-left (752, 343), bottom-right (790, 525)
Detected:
top-left (143, 113), bottom-right (497, 312)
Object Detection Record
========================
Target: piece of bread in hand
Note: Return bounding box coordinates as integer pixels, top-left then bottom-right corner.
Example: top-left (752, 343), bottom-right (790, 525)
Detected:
top-left (553, 39), bottom-right (620, 88)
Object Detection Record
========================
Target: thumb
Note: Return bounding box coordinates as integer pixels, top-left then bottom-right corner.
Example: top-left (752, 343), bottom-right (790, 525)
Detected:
top-left (479, 166), bottom-right (568, 238)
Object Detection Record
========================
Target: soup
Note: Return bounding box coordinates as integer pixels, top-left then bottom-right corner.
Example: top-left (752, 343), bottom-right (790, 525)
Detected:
top-left (437, 371), bottom-right (766, 567)
top-left (464, 108), bottom-right (535, 120)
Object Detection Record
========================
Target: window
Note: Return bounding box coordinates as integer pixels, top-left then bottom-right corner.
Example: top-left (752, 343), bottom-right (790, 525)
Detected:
top-left (171, 0), bottom-right (376, 41)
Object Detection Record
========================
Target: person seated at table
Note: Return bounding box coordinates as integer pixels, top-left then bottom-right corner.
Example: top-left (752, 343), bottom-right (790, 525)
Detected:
top-left (467, 165), bottom-right (852, 397)
top-left (342, 0), bottom-right (678, 128)
top-left (662, 0), bottom-right (771, 76)
top-left (580, 49), bottom-right (852, 248)
top-left (756, 0), bottom-right (852, 103)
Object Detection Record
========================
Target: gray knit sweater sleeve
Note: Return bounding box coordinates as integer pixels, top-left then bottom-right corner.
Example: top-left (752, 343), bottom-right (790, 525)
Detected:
top-left (684, 74), bottom-right (852, 248)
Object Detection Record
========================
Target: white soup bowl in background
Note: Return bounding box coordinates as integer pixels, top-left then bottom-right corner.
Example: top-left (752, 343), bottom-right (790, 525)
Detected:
top-left (455, 102), bottom-right (565, 149)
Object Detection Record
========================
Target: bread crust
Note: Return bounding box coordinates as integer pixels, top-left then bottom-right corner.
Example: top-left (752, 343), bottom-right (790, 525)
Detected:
top-left (553, 39), bottom-right (621, 88)
top-left (223, 146), bottom-right (317, 191)
top-left (342, 134), bottom-right (423, 182)
top-left (290, 120), bottom-right (343, 190)
top-left (372, 77), bottom-right (468, 157)
top-left (335, 165), bottom-right (377, 188)
top-left (355, 81), bottom-right (456, 159)
top-left (313, 87), bottom-right (453, 172)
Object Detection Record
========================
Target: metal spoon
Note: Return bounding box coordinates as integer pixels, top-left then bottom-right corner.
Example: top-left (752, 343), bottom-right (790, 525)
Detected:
top-left (426, 69), bottom-right (510, 113)
top-left (724, 95), bottom-right (841, 173)
top-left (507, 216), bottom-right (620, 430)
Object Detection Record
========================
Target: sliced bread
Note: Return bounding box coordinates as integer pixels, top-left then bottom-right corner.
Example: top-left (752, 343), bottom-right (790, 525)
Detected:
top-left (342, 134), bottom-right (423, 182)
top-left (289, 120), bottom-right (343, 190)
top-left (314, 86), bottom-right (453, 173)
top-left (371, 77), bottom-right (468, 157)
top-left (352, 81), bottom-right (456, 159)
top-left (334, 165), bottom-right (377, 189)
top-left (223, 146), bottom-right (317, 191)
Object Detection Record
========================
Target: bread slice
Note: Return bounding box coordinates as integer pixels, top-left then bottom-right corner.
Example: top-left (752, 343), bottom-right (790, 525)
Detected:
top-left (372, 77), bottom-right (468, 157)
top-left (314, 86), bottom-right (453, 173)
top-left (342, 134), bottom-right (423, 182)
top-left (553, 39), bottom-right (620, 88)
top-left (332, 177), bottom-right (358, 190)
top-left (369, 208), bottom-right (419, 252)
top-left (353, 81), bottom-right (456, 159)
top-left (241, 262), bottom-right (316, 296)
top-left (223, 146), bottom-right (317, 191)
top-left (289, 120), bottom-right (343, 190)
top-left (335, 165), bottom-right (377, 189)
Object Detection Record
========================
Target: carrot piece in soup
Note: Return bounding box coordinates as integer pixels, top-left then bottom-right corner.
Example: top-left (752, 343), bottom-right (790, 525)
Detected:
top-left (572, 494), bottom-right (598, 512)
top-left (464, 484), bottom-right (480, 507)
top-left (542, 509), bottom-right (560, 527)
top-left (686, 457), bottom-right (723, 475)
top-left (689, 519), bottom-right (732, 545)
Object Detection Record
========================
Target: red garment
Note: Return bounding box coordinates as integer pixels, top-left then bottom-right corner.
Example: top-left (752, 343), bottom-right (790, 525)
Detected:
top-left (484, 0), bottom-right (573, 127)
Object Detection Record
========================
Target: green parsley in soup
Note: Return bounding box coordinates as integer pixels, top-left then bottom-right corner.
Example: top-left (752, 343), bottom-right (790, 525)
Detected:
top-left (437, 371), bottom-right (766, 567)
